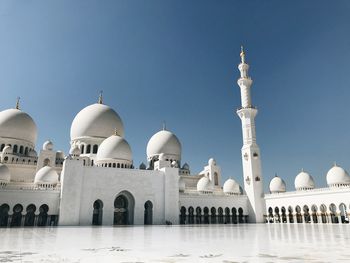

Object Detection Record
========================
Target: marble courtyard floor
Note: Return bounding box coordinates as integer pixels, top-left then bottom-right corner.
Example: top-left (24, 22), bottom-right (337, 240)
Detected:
top-left (0, 224), bottom-right (349, 262)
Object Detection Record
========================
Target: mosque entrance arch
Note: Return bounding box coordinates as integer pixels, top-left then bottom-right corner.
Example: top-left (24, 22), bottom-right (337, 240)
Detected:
top-left (144, 201), bottom-right (153, 225)
top-left (113, 191), bottom-right (134, 225)
top-left (92, 200), bottom-right (103, 225)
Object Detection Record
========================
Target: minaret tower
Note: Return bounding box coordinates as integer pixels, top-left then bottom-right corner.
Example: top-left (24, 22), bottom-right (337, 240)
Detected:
top-left (236, 47), bottom-right (265, 223)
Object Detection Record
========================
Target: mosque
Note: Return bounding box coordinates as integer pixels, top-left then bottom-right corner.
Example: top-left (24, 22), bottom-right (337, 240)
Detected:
top-left (0, 48), bottom-right (349, 227)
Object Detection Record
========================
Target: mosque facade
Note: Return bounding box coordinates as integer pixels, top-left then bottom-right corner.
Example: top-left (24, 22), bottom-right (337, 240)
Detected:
top-left (0, 49), bottom-right (349, 227)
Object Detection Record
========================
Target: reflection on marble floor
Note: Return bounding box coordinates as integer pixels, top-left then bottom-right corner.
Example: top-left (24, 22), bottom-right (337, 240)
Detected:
top-left (1, 224), bottom-right (350, 262)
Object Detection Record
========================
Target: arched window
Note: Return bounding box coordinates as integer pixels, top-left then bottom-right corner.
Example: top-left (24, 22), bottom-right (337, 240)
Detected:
top-left (24, 147), bottom-right (28, 155)
top-left (329, 203), bottom-right (338, 223)
top-left (214, 172), bottom-right (219, 186)
top-left (288, 206), bottom-right (294, 223)
top-left (281, 207), bottom-right (287, 223)
top-left (92, 200), bottom-right (103, 225)
top-left (10, 204), bottom-right (23, 227)
top-left (311, 205), bottom-right (318, 223)
top-left (195, 207), bottom-right (202, 224)
top-left (218, 207), bottom-right (224, 224)
top-left (19, 146), bottom-right (23, 154)
top-left (274, 207), bottom-right (280, 223)
top-left (43, 158), bottom-right (50, 166)
top-left (86, 145), bottom-right (91, 154)
top-left (203, 207), bottom-right (209, 224)
top-left (38, 204), bottom-right (49, 226)
top-left (211, 207), bottom-right (216, 224)
top-left (93, 145), bottom-right (98, 154)
top-left (180, 206), bottom-right (186, 224)
top-left (0, 204), bottom-right (10, 227)
top-left (113, 163), bottom-right (116, 168)
top-left (339, 203), bottom-right (348, 224)
top-left (81, 145), bottom-right (85, 154)
top-left (225, 207), bottom-right (230, 224)
top-left (303, 205), bottom-right (311, 223)
top-left (13, 145), bottom-right (18, 153)
top-left (0, 144), bottom-right (5, 151)
top-left (24, 204), bottom-right (36, 226)
top-left (238, 207), bottom-right (244, 223)
top-left (188, 207), bottom-right (194, 224)
top-left (117, 163), bottom-right (120, 168)
top-left (295, 206), bottom-right (302, 223)
top-left (144, 201), bottom-right (153, 225)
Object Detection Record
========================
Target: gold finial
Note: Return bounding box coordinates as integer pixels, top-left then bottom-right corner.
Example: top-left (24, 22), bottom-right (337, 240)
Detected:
top-left (15, 97), bottom-right (20, 110)
top-left (98, 90), bottom-right (103, 104)
top-left (240, 45), bottom-right (245, 63)
top-left (162, 121), bottom-right (166, 131)
top-left (301, 168), bottom-right (304, 172)
top-left (114, 128), bottom-right (118, 136)
top-left (334, 161), bottom-right (337, 167)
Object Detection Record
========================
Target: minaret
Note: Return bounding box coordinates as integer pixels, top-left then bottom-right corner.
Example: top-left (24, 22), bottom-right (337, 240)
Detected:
top-left (236, 47), bottom-right (265, 223)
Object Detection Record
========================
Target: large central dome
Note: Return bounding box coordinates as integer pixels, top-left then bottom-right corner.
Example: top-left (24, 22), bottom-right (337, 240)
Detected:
top-left (0, 108), bottom-right (37, 145)
top-left (70, 103), bottom-right (124, 141)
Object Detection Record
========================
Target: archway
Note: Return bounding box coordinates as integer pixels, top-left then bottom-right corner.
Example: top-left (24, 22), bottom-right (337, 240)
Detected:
top-left (144, 201), bottom-right (153, 225)
top-left (295, 206), bottom-right (302, 223)
top-left (218, 207), bottom-right (224, 224)
top-left (203, 207), bottom-right (209, 224)
top-left (10, 204), bottom-right (23, 227)
top-left (114, 191), bottom-right (134, 225)
top-left (281, 207), bottom-right (287, 223)
top-left (225, 207), bottom-right (230, 224)
top-left (38, 204), bottom-right (49, 226)
top-left (288, 206), bottom-right (294, 223)
top-left (211, 207), bottom-right (216, 224)
top-left (0, 204), bottom-right (10, 227)
top-left (274, 207), bottom-right (280, 223)
top-left (232, 207), bottom-right (237, 224)
top-left (311, 205), bottom-right (318, 223)
top-left (24, 204), bottom-right (36, 226)
top-left (268, 207), bottom-right (274, 223)
top-left (195, 207), bottom-right (202, 224)
top-left (320, 204), bottom-right (327, 223)
top-left (92, 200), bottom-right (103, 225)
top-left (188, 207), bottom-right (194, 224)
top-left (238, 207), bottom-right (244, 223)
top-left (339, 203), bottom-right (348, 224)
top-left (180, 206), bottom-right (186, 224)
top-left (329, 203), bottom-right (338, 223)
top-left (303, 205), bottom-right (311, 223)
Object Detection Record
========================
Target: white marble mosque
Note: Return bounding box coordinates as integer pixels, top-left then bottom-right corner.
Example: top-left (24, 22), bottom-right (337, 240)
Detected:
top-left (0, 48), bottom-right (350, 227)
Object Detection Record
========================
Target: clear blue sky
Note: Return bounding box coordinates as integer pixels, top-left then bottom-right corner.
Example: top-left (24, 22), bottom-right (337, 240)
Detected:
top-left (0, 0), bottom-right (349, 191)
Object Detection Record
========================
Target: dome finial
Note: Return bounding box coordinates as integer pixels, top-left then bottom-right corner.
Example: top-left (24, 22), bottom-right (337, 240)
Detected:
top-left (15, 97), bottom-right (20, 110)
top-left (274, 173), bottom-right (278, 177)
top-left (162, 121), bottom-right (166, 131)
top-left (334, 161), bottom-right (337, 167)
top-left (301, 168), bottom-right (304, 172)
top-left (98, 90), bottom-right (103, 104)
top-left (240, 45), bottom-right (245, 63)
top-left (114, 127), bottom-right (118, 136)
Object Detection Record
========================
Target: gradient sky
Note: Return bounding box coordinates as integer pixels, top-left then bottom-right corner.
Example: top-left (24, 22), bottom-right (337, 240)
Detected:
top-left (0, 0), bottom-right (349, 191)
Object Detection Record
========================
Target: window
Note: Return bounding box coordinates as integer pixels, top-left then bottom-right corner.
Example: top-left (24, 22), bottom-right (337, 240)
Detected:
top-left (86, 145), bottom-right (91, 154)
top-left (81, 145), bottom-right (85, 154)
top-left (214, 172), bottom-right (219, 186)
top-left (19, 146), bottom-right (23, 154)
top-left (13, 145), bottom-right (18, 153)
top-left (93, 145), bottom-right (98, 154)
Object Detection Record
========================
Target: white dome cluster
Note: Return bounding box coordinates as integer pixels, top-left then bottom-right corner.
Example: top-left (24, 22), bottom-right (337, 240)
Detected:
top-left (326, 164), bottom-right (350, 187)
top-left (197, 176), bottom-right (213, 193)
top-left (70, 103), bottom-right (124, 141)
top-left (223, 178), bottom-right (241, 195)
top-left (294, 170), bottom-right (315, 191)
top-left (269, 176), bottom-right (286, 193)
top-left (146, 130), bottom-right (181, 162)
top-left (0, 108), bottom-right (37, 145)
top-left (96, 134), bottom-right (132, 168)
top-left (34, 166), bottom-right (59, 187)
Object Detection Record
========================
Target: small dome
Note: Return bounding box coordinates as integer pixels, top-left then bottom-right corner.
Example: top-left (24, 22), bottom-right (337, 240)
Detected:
top-left (295, 170), bottom-right (315, 190)
top-left (56, 151), bottom-right (65, 159)
top-left (179, 177), bottom-right (186, 192)
top-left (197, 177), bottom-right (213, 192)
top-left (2, 145), bottom-right (12, 154)
top-left (146, 130), bottom-right (181, 160)
top-left (43, 140), bottom-right (53, 151)
top-left (182, 163), bottom-right (190, 170)
top-left (139, 162), bottom-right (146, 170)
top-left (28, 149), bottom-right (37, 158)
top-left (223, 178), bottom-right (240, 195)
top-left (70, 103), bottom-right (124, 141)
top-left (171, 160), bottom-right (178, 168)
top-left (0, 108), bottom-right (37, 145)
top-left (269, 176), bottom-right (286, 193)
top-left (0, 164), bottom-right (11, 182)
top-left (69, 145), bottom-right (81, 156)
top-left (34, 166), bottom-right (58, 185)
top-left (208, 158), bottom-right (216, 166)
top-left (326, 164), bottom-right (350, 187)
top-left (96, 135), bottom-right (132, 163)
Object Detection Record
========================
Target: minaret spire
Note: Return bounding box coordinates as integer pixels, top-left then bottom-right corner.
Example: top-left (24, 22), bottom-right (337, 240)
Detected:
top-left (98, 91), bottom-right (103, 104)
top-left (236, 47), bottom-right (265, 223)
top-left (15, 97), bottom-right (20, 110)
